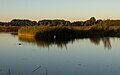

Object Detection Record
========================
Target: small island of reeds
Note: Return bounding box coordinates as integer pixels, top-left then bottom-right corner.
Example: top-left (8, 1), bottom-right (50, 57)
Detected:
top-left (18, 25), bottom-right (120, 40)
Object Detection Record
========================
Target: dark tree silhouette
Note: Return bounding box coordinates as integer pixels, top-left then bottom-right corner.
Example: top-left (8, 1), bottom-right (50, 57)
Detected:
top-left (10, 19), bottom-right (37, 26)
top-left (84, 17), bottom-right (96, 26)
top-left (38, 20), bottom-right (71, 26)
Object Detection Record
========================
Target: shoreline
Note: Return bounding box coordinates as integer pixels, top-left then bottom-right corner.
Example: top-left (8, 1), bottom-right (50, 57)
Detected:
top-left (0, 26), bottom-right (120, 38)
top-left (18, 26), bottom-right (120, 40)
top-left (0, 26), bottom-right (20, 32)
top-left (18, 33), bottom-right (35, 38)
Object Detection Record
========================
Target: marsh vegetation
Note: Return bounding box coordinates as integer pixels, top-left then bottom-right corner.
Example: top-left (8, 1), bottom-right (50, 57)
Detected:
top-left (0, 17), bottom-right (120, 39)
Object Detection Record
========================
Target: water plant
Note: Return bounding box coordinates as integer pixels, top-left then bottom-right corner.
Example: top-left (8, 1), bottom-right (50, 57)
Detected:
top-left (31, 66), bottom-right (41, 75)
top-left (18, 72), bottom-right (20, 75)
top-left (6, 68), bottom-right (11, 75)
top-left (45, 69), bottom-right (48, 75)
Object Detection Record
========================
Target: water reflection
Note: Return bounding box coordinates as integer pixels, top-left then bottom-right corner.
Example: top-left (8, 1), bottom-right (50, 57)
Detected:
top-left (2, 33), bottom-right (120, 75)
top-left (18, 35), bottom-right (75, 49)
top-left (10, 32), bottom-right (18, 37)
top-left (18, 35), bottom-right (113, 49)
top-left (90, 37), bottom-right (112, 49)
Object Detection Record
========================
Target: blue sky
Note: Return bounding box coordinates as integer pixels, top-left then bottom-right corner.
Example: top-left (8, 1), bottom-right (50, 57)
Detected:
top-left (0, 0), bottom-right (120, 21)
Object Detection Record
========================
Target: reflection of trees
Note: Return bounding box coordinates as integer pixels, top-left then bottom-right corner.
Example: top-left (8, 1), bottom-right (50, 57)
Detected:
top-left (90, 38), bottom-right (101, 45)
top-left (10, 32), bottom-right (18, 37)
top-left (19, 35), bottom-right (112, 50)
top-left (18, 35), bottom-right (75, 49)
top-left (102, 37), bottom-right (111, 49)
top-left (90, 37), bottom-right (112, 49)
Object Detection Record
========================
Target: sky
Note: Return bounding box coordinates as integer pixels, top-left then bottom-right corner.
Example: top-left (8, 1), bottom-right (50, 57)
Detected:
top-left (0, 0), bottom-right (120, 22)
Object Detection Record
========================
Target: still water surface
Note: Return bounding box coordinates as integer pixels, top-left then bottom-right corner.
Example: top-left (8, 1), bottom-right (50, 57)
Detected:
top-left (0, 33), bottom-right (120, 75)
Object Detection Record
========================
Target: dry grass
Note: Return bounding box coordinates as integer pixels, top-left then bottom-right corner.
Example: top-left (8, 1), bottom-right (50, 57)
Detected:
top-left (18, 26), bottom-right (120, 38)
top-left (0, 26), bottom-right (20, 32)
top-left (67, 26), bottom-right (92, 30)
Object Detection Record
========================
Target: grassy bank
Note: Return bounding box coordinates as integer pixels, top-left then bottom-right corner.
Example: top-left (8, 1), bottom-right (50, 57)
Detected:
top-left (0, 26), bottom-right (20, 32)
top-left (18, 26), bottom-right (120, 40)
top-left (18, 26), bottom-right (76, 38)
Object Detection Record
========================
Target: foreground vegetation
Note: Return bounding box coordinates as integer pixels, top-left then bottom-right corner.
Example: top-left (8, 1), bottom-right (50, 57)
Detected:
top-left (3, 66), bottom-right (47, 75)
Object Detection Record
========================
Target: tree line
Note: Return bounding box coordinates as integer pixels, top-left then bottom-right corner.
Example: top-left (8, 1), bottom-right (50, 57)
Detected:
top-left (0, 17), bottom-right (120, 26)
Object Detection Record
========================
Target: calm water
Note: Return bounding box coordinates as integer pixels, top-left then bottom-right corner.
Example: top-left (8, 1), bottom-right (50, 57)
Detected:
top-left (0, 33), bottom-right (120, 75)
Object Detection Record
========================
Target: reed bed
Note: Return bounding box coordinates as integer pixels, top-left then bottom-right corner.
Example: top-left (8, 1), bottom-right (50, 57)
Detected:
top-left (18, 26), bottom-right (120, 39)
top-left (18, 26), bottom-right (76, 37)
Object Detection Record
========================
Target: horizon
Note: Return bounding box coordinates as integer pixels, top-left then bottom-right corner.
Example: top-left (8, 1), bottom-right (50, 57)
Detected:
top-left (1, 17), bottom-right (120, 23)
top-left (0, 0), bottom-right (120, 22)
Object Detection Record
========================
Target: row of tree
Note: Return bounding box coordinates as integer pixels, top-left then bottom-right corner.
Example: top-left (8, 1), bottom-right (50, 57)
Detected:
top-left (0, 17), bottom-right (120, 26)
top-left (0, 19), bottom-right (37, 26)
top-left (38, 20), bottom-right (71, 26)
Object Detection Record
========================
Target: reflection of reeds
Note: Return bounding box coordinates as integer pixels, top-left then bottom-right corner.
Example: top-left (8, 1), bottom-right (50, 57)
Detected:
top-left (90, 37), bottom-right (112, 49)
top-left (18, 34), bottom-right (74, 48)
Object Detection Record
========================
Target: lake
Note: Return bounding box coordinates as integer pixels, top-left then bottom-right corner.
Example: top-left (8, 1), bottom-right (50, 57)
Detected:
top-left (0, 33), bottom-right (120, 75)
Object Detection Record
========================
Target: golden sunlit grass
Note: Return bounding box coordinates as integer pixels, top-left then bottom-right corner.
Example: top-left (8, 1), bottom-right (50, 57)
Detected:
top-left (18, 25), bottom-right (120, 38)
top-left (67, 26), bottom-right (92, 30)
top-left (18, 26), bottom-right (75, 37)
